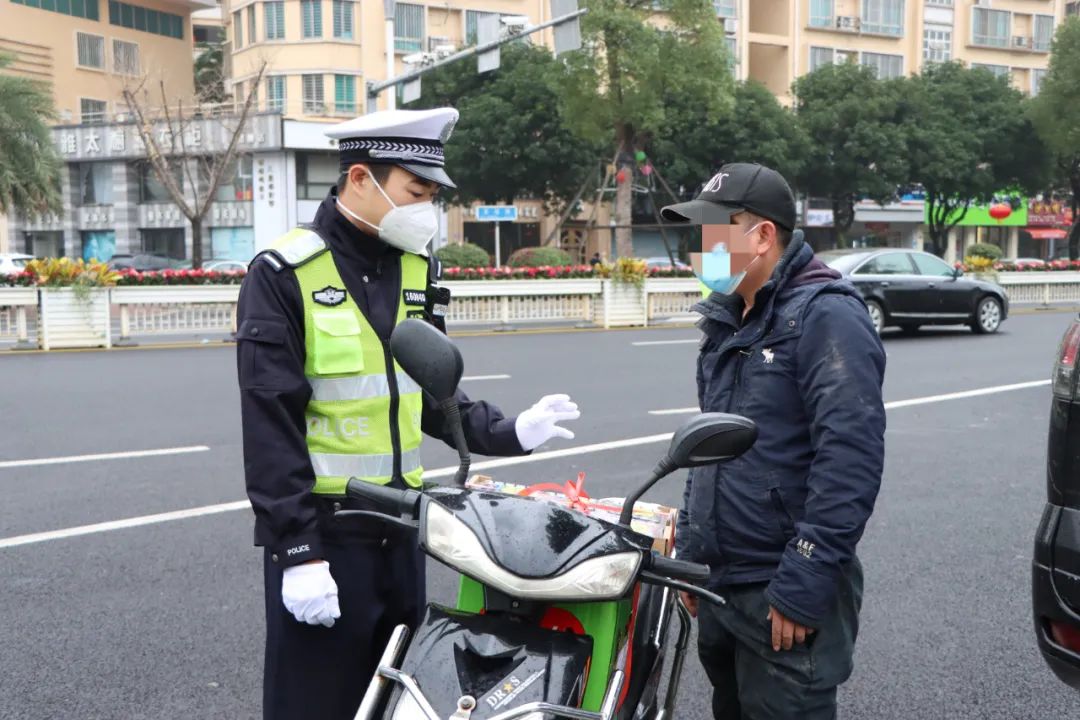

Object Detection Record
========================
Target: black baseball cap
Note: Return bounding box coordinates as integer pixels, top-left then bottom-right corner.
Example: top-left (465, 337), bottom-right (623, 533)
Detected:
top-left (661, 163), bottom-right (796, 231)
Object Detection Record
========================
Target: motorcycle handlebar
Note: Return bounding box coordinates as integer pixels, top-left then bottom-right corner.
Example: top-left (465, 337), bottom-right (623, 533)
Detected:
top-left (345, 479), bottom-right (422, 516)
top-left (647, 553), bottom-right (711, 584)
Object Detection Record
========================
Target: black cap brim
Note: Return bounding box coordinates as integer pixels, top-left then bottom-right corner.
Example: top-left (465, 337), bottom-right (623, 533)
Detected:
top-left (399, 162), bottom-right (456, 189)
top-left (660, 200), bottom-right (740, 225)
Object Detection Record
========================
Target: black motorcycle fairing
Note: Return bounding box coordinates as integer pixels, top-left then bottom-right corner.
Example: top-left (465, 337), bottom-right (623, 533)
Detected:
top-left (421, 486), bottom-right (653, 579)
top-left (388, 604), bottom-right (593, 718)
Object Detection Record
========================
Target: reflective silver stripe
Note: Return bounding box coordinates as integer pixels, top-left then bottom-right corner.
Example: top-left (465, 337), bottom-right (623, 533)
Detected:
top-left (307, 373), bottom-right (422, 402)
top-left (277, 231), bottom-right (326, 266)
top-left (310, 448), bottom-right (423, 478)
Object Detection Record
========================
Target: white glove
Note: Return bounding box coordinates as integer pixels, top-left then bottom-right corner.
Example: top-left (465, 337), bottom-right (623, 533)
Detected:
top-left (281, 561), bottom-right (341, 628)
top-left (515, 394), bottom-right (581, 452)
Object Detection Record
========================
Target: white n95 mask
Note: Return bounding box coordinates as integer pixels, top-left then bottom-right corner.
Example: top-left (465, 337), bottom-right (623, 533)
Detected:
top-left (337, 172), bottom-right (438, 256)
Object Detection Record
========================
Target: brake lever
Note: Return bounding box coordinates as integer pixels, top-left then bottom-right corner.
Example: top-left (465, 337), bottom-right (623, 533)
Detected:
top-left (333, 509), bottom-right (420, 532)
top-left (640, 571), bottom-right (727, 606)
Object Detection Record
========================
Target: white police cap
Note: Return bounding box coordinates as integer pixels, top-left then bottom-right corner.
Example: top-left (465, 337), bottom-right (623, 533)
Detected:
top-left (326, 108), bottom-right (459, 188)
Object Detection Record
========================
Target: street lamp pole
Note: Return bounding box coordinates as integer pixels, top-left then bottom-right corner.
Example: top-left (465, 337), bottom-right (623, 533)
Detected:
top-left (383, 0), bottom-right (396, 111)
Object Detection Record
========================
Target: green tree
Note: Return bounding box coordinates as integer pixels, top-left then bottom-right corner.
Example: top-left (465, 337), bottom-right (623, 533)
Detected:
top-left (560, 0), bottom-right (734, 258)
top-left (652, 79), bottom-right (807, 200)
top-left (406, 44), bottom-right (600, 216)
top-left (1032, 17), bottom-right (1080, 259)
top-left (792, 62), bottom-right (908, 245)
top-left (0, 53), bottom-right (61, 217)
top-left (194, 45), bottom-right (230, 105)
top-left (903, 62), bottom-right (1049, 257)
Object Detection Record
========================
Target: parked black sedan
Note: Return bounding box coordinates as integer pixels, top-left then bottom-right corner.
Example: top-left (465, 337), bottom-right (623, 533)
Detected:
top-left (819, 249), bottom-right (1009, 335)
top-left (1033, 318), bottom-right (1080, 689)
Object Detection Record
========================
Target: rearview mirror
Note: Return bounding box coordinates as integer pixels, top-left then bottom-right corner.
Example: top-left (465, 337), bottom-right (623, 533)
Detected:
top-left (952, 267), bottom-right (964, 279)
top-left (666, 413), bottom-right (758, 469)
top-left (389, 319), bottom-right (463, 403)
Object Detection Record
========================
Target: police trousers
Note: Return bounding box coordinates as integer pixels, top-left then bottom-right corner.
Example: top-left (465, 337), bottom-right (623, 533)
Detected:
top-left (696, 558), bottom-right (863, 720)
top-left (262, 529), bottom-right (425, 720)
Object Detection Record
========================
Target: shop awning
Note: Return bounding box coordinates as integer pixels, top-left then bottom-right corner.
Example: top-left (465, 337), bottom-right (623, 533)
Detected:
top-left (1025, 227), bottom-right (1067, 240)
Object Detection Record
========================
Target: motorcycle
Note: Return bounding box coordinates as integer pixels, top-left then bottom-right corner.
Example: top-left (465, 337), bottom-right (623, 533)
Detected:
top-left (344, 320), bottom-right (758, 720)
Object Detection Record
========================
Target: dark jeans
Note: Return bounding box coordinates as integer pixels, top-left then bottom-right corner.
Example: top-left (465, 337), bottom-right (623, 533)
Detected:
top-left (697, 558), bottom-right (863, 720)
top-left (262, 533), bottom-right (425, 720)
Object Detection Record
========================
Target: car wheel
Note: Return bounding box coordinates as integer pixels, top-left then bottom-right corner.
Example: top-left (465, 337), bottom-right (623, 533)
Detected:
top-left (865, 300), bottom-right (885, 335)
top-left (972, 296), bottom-right (1003, 334)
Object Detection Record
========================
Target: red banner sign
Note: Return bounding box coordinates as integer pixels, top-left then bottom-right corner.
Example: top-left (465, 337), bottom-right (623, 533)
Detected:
top-left (1029, 198), bottom-right (1075, 227)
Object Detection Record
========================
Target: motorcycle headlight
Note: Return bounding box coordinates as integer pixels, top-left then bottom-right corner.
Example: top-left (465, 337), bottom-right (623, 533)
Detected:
top-left (423, 501), bottom-right (641, 601)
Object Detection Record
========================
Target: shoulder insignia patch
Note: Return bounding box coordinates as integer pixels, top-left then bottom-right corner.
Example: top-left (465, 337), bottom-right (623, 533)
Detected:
top-left (313, 286), bottom-right (347, 307)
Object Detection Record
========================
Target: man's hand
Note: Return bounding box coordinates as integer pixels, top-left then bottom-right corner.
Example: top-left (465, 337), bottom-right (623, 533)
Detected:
top-left (679, 591), bottom-right (699, 618)
top-left (767, 606), bottom-right (815, 651)
top-left (282, 560), bottom-right (341, 627)
top-left (514, 394), bottom-right (580, 451)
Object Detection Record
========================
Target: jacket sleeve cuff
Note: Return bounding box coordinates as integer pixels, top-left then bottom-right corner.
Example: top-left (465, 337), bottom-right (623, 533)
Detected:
top-left (270, 533), bottom-right (325, 568)
top-left (763, 547), bottom-right (841, 629)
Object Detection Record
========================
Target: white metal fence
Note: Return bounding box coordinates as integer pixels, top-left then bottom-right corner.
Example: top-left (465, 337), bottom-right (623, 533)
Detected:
top-left (4, 273), bottom-right (1080, 349)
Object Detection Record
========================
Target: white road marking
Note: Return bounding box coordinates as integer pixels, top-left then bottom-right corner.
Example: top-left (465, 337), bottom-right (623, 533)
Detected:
top-left (0, 433), bottom-right (674, 550)
top-left (0, 378), bottom-right (1054, 550)
top-left (649, 378), bottom-right (1052, 416)
top-left (632, 339), bottom-right (698, 347)
top-left (461, 374), bottom-right (512, 382)
top-left (0, 445), bottom-right (211, 470)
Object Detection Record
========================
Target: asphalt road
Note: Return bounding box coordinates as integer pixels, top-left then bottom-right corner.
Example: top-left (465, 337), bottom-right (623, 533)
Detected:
top-left (2, 313), bottom-right (1080, 719)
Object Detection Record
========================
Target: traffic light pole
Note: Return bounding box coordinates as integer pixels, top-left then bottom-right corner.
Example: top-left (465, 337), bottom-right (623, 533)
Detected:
top-left (364, 8), bottom-right (587, 113)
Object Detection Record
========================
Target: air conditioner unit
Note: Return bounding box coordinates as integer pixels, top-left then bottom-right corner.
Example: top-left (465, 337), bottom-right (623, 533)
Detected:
top-left (836, 16), bottom-right (859, 31)
top-left (428, 36), bottom-right (453, 53)
top-left (723, 17), bottom-right (737, 34)
top-left (1013, 35), bottom-right (1030, 48)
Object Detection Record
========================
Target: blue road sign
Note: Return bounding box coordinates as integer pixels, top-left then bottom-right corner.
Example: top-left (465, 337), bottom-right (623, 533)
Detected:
top-left (476, 205), bottom-right (518, 222)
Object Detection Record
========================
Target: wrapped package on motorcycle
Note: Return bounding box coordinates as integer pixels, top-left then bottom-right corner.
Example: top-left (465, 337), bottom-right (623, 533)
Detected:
top-left (388, 604), bottom-right (594, 717)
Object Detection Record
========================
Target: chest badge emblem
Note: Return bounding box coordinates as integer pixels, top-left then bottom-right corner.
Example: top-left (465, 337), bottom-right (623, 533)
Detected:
top-left (312, 286), bottom-right (347, 306)
top-left (762, 348), bottom-right (775, 364)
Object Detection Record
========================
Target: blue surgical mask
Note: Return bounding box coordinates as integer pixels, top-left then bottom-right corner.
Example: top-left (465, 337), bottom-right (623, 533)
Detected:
top-left (698, 222), bottom-right (762, 294)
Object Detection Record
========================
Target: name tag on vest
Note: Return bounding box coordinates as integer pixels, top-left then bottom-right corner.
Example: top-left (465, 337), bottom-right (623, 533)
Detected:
top-left (403, 289), bottom-right (427, 306)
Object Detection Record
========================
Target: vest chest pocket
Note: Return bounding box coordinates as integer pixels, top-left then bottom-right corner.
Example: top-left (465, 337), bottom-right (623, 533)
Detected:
top-left (311, 310), bottom-right (365, 376)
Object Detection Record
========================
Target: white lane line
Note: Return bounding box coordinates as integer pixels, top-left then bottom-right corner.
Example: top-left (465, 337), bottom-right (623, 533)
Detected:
top-left (0, 378), bottom-right (1054, 550)
top-left (461, 374), bottom-right (512, 382)
top-left (0, 445), bottom-right (211, 470)
top-left (648, 378), bottom-right (1052, 415)
top-left (632, 339), bottom-right (698, 347)
top-left (0, 433), bottom-right (674, 550)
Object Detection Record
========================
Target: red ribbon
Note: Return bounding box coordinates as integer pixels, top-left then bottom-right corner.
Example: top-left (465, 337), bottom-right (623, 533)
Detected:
top-left (520, 473), bottom-right (623, 514)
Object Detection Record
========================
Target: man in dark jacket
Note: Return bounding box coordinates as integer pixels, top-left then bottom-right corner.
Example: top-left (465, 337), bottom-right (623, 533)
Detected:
top-left (661, 163), bottom-right (886, 719)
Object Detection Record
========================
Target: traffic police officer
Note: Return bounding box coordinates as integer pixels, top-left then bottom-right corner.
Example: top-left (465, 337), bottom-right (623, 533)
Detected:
top-left (236, 107), bottom-right (581, 720)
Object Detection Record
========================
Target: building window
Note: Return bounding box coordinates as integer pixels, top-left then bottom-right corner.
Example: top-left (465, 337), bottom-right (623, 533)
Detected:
top-left (861, 0), bottom-right (903, 36)
top-left (140, 228), bottom-right (186, 259)
top-left (11, 0), bottom-right (99, 20)
top-left (267, 76), bottom-right (286, 112)
top-left (1069, 2), bottom-right (1080, 18)
top-left (1034, 15), bottom-right (1054, 52)
top-left (194, 25), bottom-right (224, 45)
top-left (211, 155), bottom-right (253, 202)
top-left (333, 0), bottom-right (353, 39)
top-left (923, 26), bottom-right (951, 63)
top-left (394, 3), bottom-right (424, 52)
top-left (972, 7), bottom-right (1009, 49)
top-left (296, 153), bottom-right (338, 200)
top-left (76, 32), bottom-right (105, 70)
top-left (233, 10), bottom-right (243, 47)
top-left (264, 1), bottom-right (285, 40)
top-left (1032, 68), bottom-right (1046, 96)
top-left (861, 51), bottom-right (903, 78)
top-left (138, 161), bottom-right (183, 204)
top-left (302, 74), bottom-right (324, 113)
top-left (809, 46), bottom-right (834, 71)
top-left (113, 39), bottom-right (140, 75)
top-left (108, 1), bottom-right (184, 40)
top-left (725, 35), bottom-right (736, 74)
top-left (925, 0), bottom-right (951, 6)
top-left (972, 63), bottom-right (1010, 81)
top-left (23, 231), bottom-right (65, 258)
top-left (465, 10), bottom-right (498, 45)
top-left (302, 0), bottom-right (322, 38)
top-left (714, 0), bottom-right (736, 18)
top-left (81, 231), bottom-right (116, 262)
top-left (334, 75), bottom-right (356, 115)
top-left (248, 5), bottom-right (256, 44)
top-left (80, 98), bottom-right (108, 124)
top-left (79, 163), bottom-right (114, 205)
top-left (210, 227), bottom-right (255, 261)
top-left (809, 0), bottom-right (833, 28)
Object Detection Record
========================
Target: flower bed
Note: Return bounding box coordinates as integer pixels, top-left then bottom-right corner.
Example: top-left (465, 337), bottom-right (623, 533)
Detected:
top-left (115, 268), bottom-right (247, 286)
top-left (441, 265), bottom-right (695, 281)
top-left (957, 260), bottom-right (1080, 273)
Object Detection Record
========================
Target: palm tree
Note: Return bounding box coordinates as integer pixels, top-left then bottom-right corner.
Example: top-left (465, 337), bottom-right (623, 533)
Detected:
top-left (0, 53), bottom-right (61, 217)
